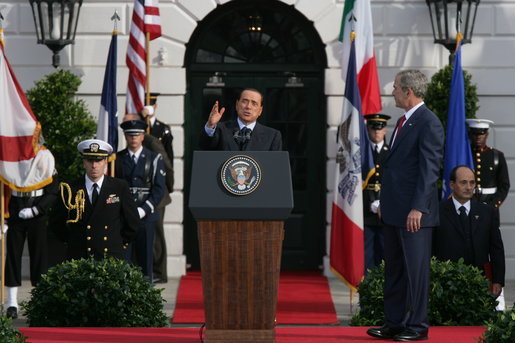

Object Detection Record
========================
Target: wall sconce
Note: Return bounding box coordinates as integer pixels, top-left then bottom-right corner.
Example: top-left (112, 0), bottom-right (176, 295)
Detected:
top-left (206, 72), bottom-right (225, 87)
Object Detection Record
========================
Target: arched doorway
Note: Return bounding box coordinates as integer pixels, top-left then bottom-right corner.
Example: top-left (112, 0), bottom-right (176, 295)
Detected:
top-left (184, 0), bottom-right (327, 270)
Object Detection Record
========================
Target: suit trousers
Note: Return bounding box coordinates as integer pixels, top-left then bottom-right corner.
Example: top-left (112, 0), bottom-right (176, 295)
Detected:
top-left (364, 224), bottom-right (384, 274)
top-left (5, 216), bottom-right (48, 287)
top-left (153, 206), bottom-right (168, 281)
top-left (383, 225), bottom-right (432, 332)
top-left (125, 219), bottom-right (155, 281)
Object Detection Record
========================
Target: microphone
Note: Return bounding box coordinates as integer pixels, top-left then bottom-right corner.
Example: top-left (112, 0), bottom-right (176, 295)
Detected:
top-left (233, 127), bottom-right (252, 144)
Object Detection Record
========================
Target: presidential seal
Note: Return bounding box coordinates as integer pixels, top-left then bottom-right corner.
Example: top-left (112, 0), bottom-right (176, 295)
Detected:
top-left (220, 155), bottom-right (261, 195)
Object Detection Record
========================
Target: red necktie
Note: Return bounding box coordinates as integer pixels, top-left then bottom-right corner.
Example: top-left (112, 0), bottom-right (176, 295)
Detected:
top-left (392, 115), bottom-right (406, 145)
top-left (396, 115), bottom-right (406, 134)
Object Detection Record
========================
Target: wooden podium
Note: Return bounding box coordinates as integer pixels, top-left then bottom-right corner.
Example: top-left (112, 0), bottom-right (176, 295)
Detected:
top-left (189, 151), bottom-right (293, 343)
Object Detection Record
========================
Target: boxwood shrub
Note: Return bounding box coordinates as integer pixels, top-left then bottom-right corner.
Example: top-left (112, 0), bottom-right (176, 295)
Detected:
top-left (23, 257), bottom-right (168, 327)
top-left (350, 258), bottom-right (498, 326)
top-left (0, 314), bottom-right (27, 343)
top-left (479, 305), bottom-right (515, 343)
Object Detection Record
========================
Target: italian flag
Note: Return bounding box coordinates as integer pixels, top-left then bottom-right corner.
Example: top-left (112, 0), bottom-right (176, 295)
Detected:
top-left (340, 0), bottom-right (382, 116)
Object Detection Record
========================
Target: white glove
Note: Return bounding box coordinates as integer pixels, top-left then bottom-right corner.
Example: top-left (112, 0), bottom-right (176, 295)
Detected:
top-left (143, 105), bottom-right (154, 116)
top-left (2, 224), bottom-right (7, 234)
top-left (19, 207), bottom-right (38, 220)
top-left (370, 200), bottom-right (380, 214)
top-left (137, 207), bottom-right (146, 219)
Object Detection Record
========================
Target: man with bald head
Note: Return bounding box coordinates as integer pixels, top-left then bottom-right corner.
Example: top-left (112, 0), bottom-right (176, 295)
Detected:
top-left (433, 165), bottom-right (505, 298)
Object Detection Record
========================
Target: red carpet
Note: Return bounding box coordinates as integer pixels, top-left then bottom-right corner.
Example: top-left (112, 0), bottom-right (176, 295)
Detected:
top-left (20, 326), bottom-right (486, 343)
top-left (172, 271), bottom-right (338, 324)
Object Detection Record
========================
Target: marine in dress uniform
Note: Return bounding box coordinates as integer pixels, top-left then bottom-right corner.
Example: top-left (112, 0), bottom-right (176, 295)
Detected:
top-left (466, 119), bottom-right (510, 208)
top-left (53, 139), bottom-right (139, 262)
top-left (4, 149), bottom-right (59, 319)
top-left (115, 120), bottom-right (166, 281)
top-left (466, 118), bottom-right (510, 311)
top-left (141, 93), bottom-right (174, 283)
top-left (363, 113), bottom-right (390, 273)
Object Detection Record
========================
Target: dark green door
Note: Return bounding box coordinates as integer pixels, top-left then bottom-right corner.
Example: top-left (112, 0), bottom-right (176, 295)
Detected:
top-left (184, 73), bottom-right (326, 269)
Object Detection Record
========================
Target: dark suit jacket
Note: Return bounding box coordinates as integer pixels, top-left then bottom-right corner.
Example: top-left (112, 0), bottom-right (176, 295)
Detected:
top-left (53, 176), bottom-right (139, 260)
top-left (434, 198), bottom-right (505, 286)
top-left (380, 104), bottom-right (444, 228)
top-left (199, 120), bottom-right (282, 151)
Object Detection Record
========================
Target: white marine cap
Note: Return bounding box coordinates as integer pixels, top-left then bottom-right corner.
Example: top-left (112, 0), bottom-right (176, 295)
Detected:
top-left (466, 118), bottom-right (494, 129)
top-left (77, 139), bottom-right (113, 160)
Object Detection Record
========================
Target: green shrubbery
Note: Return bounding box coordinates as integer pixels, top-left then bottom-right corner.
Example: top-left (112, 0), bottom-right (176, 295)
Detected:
top-left (424, 64), bottom-right (479, 130)
top-left (0, 314), bottom-right (27, 343)
top-left (23, 257), bottom-right (168, 327)
top-left (25, 69), bottom-right (96, 182)
top-left (351, 258), bottom-right (497, 326)
top-left (479, 306), bottom-right (515, 343)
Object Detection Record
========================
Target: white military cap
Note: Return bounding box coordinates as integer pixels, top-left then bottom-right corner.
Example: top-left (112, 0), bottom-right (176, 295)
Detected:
top-left (77, 139), bottom-right (113, 160)
top-left (466, 119), bottom-right (494, 134)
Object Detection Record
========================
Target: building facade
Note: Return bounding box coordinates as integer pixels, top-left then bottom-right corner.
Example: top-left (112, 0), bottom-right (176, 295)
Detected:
top-left (2, 0), bottom-right (515, 278)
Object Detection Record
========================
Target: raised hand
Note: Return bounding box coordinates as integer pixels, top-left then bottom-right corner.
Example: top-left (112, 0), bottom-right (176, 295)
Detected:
top-left (207, 101), bottom-right (225, 129)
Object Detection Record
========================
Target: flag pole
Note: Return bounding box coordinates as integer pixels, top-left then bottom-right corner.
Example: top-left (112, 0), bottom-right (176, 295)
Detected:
top-left (1, 10), bottom-right (5, 306)
top-left (109, 11), bottom-right (120, 177)
top-left (1, 182), bottom-right (5, 304)
top-left (145, 32), bottom-right (151, 133)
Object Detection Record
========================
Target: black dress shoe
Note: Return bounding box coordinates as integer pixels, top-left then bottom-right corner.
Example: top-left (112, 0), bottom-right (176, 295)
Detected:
top-left (393, 329), bottom-right (428, 341)
top-left (6, 306), bottom-right (18, 319)
top-left (367, 325), bottom-right (404, 339)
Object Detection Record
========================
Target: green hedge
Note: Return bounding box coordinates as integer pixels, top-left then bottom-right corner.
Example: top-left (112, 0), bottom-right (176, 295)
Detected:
top-left (0, 314), bottom-right (27, 343)
top-left (479, 305), bottom-right (515, 343)
top-left (23, 257), bottom-right (168, 327)
top-left (350, 258), bottom-right (497, 326)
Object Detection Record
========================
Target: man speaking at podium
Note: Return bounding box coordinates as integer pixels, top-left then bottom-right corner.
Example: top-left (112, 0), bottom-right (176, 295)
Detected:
top-left (200, 88), bottom-right (282, 151)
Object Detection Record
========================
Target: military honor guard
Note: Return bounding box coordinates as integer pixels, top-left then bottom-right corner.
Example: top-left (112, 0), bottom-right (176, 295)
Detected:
top-left (4, 149), bottom-right (59, 319)
top-left (115, 120), bottom-right (166, 281)
top-left (466, 118), bottom-right (510, 310)
top-left (53, 139), bottom-right (139, 262)
top-left (363, 113), bottom-right (390, 273)
top-left (140, 93), bottom-right (174, 283)
top-left (466, 119), bottom-right (510, 208)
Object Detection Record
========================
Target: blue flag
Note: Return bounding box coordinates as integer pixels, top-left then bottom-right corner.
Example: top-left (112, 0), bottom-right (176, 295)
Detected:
top-left (96, 32), bottom-right (118, 154)
top-left (441, 42), bottom-right (474, 199)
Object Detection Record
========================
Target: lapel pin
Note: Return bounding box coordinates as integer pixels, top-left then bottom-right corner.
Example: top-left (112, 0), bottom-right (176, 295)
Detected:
top-left (474, 215), bottom-right (479, 220)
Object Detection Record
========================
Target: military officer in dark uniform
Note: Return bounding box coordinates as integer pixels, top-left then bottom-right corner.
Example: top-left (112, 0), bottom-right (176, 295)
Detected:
top-left (53, 139), bottom-right (139, 261)
top-left (363, 113), bottom-right (391, 273)
top-left (466, 118), bottom-right (510, 310)
top-left (4, 149), bottom-right (58, 319)
top-left (115, 120), bottom-right (166, 281)
top-left (466, 119), bottom-right (510, 208)
top-left (141, 93), bottom-right (174, 283)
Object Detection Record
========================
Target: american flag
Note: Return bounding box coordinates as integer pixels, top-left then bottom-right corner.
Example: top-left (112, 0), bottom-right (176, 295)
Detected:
top-left (126, 0), bottom-right (161, 114)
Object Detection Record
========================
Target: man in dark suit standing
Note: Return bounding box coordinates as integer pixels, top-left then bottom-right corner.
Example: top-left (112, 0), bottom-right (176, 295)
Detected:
top-left (433, 165), bottom-right (505, 296)
top-left (116, 120), bottom-right (166, 281)
top-left (367, 70), bottom-right (444, 342)
top-left (53, 139), bottom-right (139, 261)
top-left (363, 113), bottom-right (390, 273)
top-left (199, 88), bottom-right (282, 151)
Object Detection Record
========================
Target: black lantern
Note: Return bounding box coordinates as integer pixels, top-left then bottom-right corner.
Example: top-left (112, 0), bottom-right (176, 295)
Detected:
top-left (29, 0), bottom-right (83, 68)
top-left (426, 0), bottom-right (480, 59)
